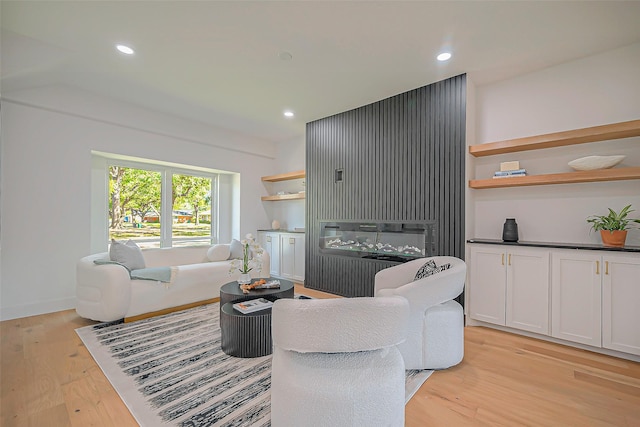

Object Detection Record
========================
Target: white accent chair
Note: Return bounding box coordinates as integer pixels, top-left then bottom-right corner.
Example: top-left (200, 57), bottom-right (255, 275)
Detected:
top-left (270, 296), bottom-right (410, 427)
top-left (375, 256), bottom-right (466, 370)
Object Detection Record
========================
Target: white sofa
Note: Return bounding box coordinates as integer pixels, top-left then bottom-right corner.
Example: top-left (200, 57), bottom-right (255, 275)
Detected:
top-left (76, 244), bottom-right (270, 322)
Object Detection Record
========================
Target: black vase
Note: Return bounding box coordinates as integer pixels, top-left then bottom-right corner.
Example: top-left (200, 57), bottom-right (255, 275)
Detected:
top-left (502, 218), bottom-right (519, 242)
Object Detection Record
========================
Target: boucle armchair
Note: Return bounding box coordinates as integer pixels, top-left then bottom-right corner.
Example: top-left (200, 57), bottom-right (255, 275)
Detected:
top-left (270, 296), bottom-right (410, 427)
top-left (375, 256), bottom-right (466, 370)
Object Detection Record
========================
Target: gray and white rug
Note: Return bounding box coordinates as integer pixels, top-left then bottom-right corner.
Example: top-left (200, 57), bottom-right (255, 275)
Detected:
top-left (76, 302), bottom-right (432, 426)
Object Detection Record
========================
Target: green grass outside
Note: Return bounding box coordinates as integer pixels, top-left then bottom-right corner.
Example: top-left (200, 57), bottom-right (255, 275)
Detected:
top-left (110, 222), bottom-right (212, 240)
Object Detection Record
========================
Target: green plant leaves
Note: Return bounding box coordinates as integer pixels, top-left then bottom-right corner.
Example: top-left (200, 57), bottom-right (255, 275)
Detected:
top-left (586, 204), bottom-right (640, 232)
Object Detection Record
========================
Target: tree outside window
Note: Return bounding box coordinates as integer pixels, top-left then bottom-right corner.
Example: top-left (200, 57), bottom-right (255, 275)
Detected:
top-left (109, 166), bottom-right (216, 248)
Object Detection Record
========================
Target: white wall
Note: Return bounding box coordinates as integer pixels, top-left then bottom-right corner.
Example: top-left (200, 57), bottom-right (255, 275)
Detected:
top-left (263, 135), bottom-right (306, 231)
top-left (471, 42), bottom-right (640, 246)
top-left (0, 86), bottom-right (278, 320)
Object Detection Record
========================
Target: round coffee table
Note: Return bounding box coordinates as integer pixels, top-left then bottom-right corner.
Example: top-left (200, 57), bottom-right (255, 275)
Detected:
top-left (219, 278), bottom-right (294, 307)
top-left (219, 278), bottom-right (294, 358)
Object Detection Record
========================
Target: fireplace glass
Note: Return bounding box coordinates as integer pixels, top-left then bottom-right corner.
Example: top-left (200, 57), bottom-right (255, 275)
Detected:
top-left (319, 221), bottom-right (436, 262)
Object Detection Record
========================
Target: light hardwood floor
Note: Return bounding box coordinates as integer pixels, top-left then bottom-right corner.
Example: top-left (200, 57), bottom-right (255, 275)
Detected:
top-left (2, 286), bottom-right (639, 426)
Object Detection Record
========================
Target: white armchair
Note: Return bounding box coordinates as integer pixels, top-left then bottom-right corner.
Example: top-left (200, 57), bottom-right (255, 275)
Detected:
top-left (270, 296), bottom-right (410, 427)
top-left (375, 256), bottom-right (466, 370)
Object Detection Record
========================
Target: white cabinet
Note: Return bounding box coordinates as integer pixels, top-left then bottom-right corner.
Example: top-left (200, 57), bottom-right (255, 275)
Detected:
top-left (280, 233), bottom-right (305, 283)
top-left (551, 251), bottom-right (602, 347)
top-left (602, 254), bottom-right (640, 356)
top-left (259, 232), bottom-right (281, 277)
top-left (469, 245), bottom-right (550, 335)
top-left (470, 242), bottom-right (640, 359)
top-left (257, 231), bottom-right (305, 283)
top-left (469, 246), bottom-right (506, 325)
top-left (552, 250), bottom-right (640, 355)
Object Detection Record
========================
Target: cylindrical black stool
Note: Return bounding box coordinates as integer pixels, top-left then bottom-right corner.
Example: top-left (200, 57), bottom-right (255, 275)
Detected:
top-left (220, 302), bottom-right (273, 358)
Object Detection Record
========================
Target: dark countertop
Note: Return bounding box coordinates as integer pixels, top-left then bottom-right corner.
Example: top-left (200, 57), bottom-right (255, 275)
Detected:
top-left (467, 238), bottom-right (640, 253)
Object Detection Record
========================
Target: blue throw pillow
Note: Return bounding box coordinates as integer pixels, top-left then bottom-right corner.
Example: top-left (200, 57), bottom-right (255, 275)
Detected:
top-left (109, 239), bottom-right (145, 271)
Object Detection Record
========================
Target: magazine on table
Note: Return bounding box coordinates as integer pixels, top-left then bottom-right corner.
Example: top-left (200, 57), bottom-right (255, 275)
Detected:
top-left (233, 298), bottom-right (274, 314)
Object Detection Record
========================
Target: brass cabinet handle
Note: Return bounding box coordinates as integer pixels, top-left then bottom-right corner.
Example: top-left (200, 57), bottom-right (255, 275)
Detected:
top-left (605, 261), bottom-right (609, 275)
top-left (596, 260), bottom-right (600, 275)
top-left (501, 253), bottom-right (505, 266)
top-left (508, 254), bottom-right (512, 266)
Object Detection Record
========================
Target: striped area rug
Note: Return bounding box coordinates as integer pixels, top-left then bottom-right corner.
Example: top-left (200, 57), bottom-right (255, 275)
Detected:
top-left (76, 302), bottom-right (432, 426)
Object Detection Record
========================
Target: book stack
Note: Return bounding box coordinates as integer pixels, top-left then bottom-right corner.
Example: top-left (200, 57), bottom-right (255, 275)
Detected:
top-left (493, 161), bottom-right (526, 179)
top-left (232, 298), bottom-right (274, 314)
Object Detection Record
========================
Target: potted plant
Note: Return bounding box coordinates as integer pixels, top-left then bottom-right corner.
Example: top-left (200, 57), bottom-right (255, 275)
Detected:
top-left (586, 204), bottom-right (640, 247)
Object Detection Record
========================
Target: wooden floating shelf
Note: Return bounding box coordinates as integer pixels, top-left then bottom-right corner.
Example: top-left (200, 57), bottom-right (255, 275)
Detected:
top-left (261, 193), bottom-right (306, 201)
top-left (469, 119), bottom-right (640, 158)
top-left (469, 167), bottom-right (640, 189)
top-left (261, 170), bottom-right (305, 182)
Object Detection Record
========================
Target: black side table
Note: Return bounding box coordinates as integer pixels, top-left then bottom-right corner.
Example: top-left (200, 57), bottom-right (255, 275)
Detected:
top-left (219, 278), bottom-right (294, 358)
top-left (220, 302), bottom-right (273, 358)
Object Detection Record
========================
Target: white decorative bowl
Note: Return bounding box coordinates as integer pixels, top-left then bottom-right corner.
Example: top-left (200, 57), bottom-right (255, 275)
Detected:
top-left (568, 155), bottom-right (625, 171)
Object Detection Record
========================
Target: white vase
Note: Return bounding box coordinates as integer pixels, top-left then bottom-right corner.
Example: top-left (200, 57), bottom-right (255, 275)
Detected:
top-left (237, 273), bottom-right (252, 285)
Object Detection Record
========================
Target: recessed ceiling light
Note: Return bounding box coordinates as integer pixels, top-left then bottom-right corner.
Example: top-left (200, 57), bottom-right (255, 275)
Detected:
top-left (437, 52), bottom-right (452, 61)
top-left (116, 44), bottom-right (135, 55)
top-left (284, 111), bottom-right (294, 118)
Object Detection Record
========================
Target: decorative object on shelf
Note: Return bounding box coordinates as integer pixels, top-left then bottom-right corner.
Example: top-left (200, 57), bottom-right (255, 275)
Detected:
top-left (502, 218), bottom-right (519, 242)
top-left (271, 219), bottom-right (281, 230)
top-left (494, 160), bottom-right (526, 178)
top-left (568, 155), bottom-right (626, 171)
top-left (468, 119), bottom-right (640, 189)
top-left (587, 204), bottom-right (640, 247)
top-left (500, 161), bottom-right (520, 171)
top-left (229, 233), bottom-right (264, 282)
top-left (493, 168), bottom-right (527, 179)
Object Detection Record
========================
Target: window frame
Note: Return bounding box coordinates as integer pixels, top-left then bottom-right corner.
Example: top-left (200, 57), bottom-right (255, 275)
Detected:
top-left (106, 159), bottom-right (220, 248)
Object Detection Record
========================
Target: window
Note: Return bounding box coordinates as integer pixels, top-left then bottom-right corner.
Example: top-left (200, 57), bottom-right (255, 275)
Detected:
top-left (108, 163), bottom-right (218, 249)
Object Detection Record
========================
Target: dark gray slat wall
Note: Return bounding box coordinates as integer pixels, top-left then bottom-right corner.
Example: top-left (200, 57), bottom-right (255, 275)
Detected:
top-left (305, 74), bottom-right (466, 297)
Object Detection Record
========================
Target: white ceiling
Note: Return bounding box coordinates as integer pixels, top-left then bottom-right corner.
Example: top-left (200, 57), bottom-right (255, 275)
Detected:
top-left (2, 1), bottom-right (640, 144)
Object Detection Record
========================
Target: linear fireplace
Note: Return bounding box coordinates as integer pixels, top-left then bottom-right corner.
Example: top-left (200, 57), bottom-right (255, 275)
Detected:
top-left (319, 221), bottom-right (436, 263)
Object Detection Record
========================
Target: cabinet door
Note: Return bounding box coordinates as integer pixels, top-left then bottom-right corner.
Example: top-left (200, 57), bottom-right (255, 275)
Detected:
top-left (293, 234), bottom-right (305, 282)
top-left (280, 234), bottom-right (305, 282)
top-left (469, 246), bottom-right (506, 325)
top-left (260, 232), bottom-right (280, 277)
top-left (551, 251), bottom-right (601, 346)
top-left (279, 234), bottom-right (295, 280)
top-left (506, 248), bottom-right (550, 335)
top-left (602, 254), bottom-right (640, 356)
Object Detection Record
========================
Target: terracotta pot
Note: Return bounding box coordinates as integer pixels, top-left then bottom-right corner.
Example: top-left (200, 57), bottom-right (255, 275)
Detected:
top-left (600, 230), bottom-right (627, 247)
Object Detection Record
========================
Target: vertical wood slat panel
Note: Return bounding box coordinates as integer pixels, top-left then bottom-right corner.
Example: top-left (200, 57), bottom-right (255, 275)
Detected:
top-left (305, 74), bottom-right (466, 297)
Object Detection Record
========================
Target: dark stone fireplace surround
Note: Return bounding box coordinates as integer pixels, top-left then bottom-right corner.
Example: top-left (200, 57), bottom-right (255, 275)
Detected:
top-left (305, 74), bottom-right (466, 298)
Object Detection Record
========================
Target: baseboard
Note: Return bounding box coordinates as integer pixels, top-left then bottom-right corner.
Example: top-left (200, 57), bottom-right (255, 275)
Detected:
top-left (0, 297), bottom-right (76, 321)
top-left (124, 297), bottom-right (221, 323)
top-left (465, 318), bottom-right (640, 363)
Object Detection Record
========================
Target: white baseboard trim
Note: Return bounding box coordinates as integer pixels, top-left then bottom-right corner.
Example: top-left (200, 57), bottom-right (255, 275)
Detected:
top-left (0, 297), bottom-right (76, 321)
top-left (465, 318), bottom-right (640, 363)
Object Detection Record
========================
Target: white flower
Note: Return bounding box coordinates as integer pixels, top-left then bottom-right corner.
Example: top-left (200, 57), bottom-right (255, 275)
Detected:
top-left (229, 233), bottom-right (264, 276)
